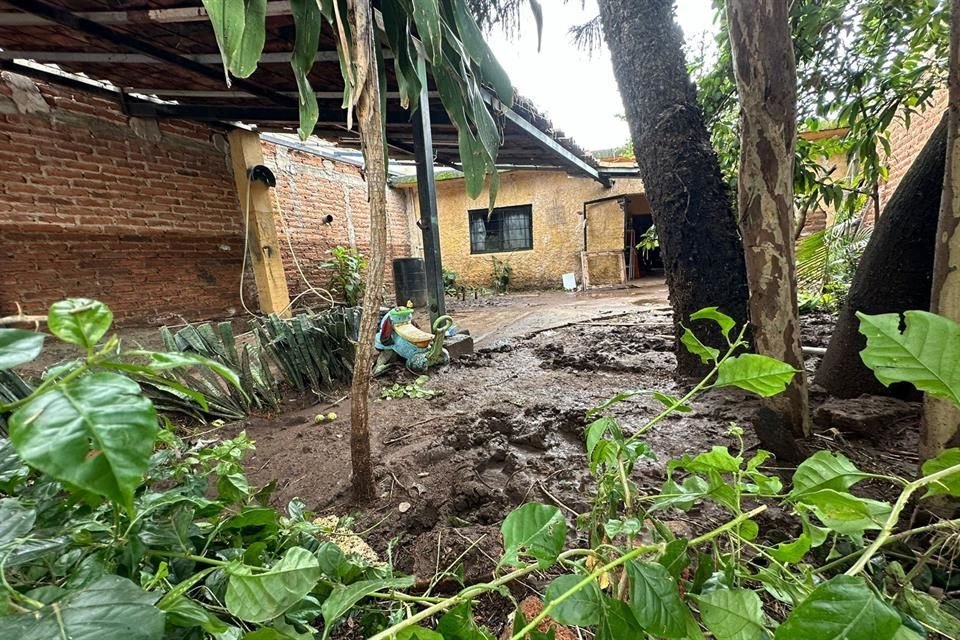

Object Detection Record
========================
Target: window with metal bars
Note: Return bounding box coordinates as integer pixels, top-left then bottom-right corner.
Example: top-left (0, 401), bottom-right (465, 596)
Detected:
top-left (468, 205), bottom-right (533, 254)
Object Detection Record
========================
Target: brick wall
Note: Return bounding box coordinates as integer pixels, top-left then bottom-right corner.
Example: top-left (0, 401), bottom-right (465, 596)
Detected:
top-left (877, 86), bottom-right (949, 212)
top-left (263, 142), bottom-right (415, 302)
top-left (0, 72), bottom-right (246, 326)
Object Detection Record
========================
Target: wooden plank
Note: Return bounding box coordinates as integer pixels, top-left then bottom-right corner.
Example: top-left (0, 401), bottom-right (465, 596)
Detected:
top-left (0, 1), bottom-right (293, 25)
top-left (228, 129), bottom-right (291, 318)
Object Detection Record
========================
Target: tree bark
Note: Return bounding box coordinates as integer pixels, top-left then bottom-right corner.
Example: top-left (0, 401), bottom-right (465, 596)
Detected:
top-left (816, 114), bottom-right (947, 398)
top-left (922, 0), bottom-right (960, 463)
top-left (347, 0), bottom-right (386, 503)
top-left (596, 0), bottom-right (750, 377)
top-left (727, 1), bottom-right (810, 437)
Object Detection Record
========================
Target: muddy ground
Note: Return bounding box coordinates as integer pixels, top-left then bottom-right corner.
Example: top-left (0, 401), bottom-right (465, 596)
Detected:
top-left (216, 295), bottom-right (919, 637)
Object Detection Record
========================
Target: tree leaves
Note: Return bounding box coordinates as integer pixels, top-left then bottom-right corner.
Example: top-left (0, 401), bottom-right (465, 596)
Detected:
top-left (774, 575), bottom-right (901, 640)
top-left (691, 307), bottom-right (737, 341)
top-left (411, 0), bottom-right (443, 62)
top-left (9, 372), bottom-right (157, 512)
top-left (789, 451), bottom-right (869, 498)
top-left (714, 354), bottom-right (798, 397)
top-left (920, 447), bottom-right (960, 497)
top-left (0, 497), bottom-right (35, 545)
top-left (857, 311), bottom-right (960, 405)
top-left (0, 575), bottom-right (165, 640)
top-left (289, 0), bottom-right (322, 139)
top-left (436, 602), bottom-right (495, 640)
top-left (47, 298), bottom-right (113, 350)
top-left (681, 327), bottom-right (721, 364)
top-left (544, 574), bottom-right (602, 626)
top-left (626, 560), bottom-right (688, 638)
top-left (694, 589), bottom-right (767, 640)
top-left (798, 489), bottom-right (891, 536)
top-left (500, 503), bottom-right (566, 569)
top-left (0, 329), bottom-right (44, 370)
top-left (226, 547), bottom-right (323, 623)
top-left (320, 576), bottom-right (415, 639)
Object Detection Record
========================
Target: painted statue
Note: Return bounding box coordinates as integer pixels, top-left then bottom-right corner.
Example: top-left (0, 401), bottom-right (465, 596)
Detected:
top-left (374, 306), bottom-right (454, 373)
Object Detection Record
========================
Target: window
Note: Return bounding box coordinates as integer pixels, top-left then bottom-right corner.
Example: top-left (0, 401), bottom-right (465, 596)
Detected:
top-left (468, 205), bottom-right (533, 254)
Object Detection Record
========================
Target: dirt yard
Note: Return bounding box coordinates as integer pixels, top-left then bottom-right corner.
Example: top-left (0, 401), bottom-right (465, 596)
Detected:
top-left (216, 284), bottom-right (920, 637)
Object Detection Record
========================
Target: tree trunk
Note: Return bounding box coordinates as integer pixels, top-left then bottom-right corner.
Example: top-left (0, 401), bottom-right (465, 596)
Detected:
top-left (596, 0), bottom-right (750, 377)
top-left (727, 0), bottom-right (810, 437)
top-left (816, 114), bottom-right (947, 398)
top-left (347, 0), bottom-right (386, 503)
top-left (922, 0), bottom-right (960, 463)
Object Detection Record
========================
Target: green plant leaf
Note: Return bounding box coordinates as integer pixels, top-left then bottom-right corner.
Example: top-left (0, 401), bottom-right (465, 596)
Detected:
top-left (857, 310), bottom-right (960, 404)
top-left (919, 447), bottom-right (960, 497)
top-left (714, 354), bottom-right (797, 397)
top-left (769, 531), bottom-right (811, 564)
top-left (544, 574), bottom-right (602, 626)
top-left (688, 446), bottom-right (743, 473)
top-left (774, 575), bottom-right (901, 640)
top-left (694, 589), bottom-right (766, 640)
top-left (598, 597), bottom-right (642, 640)
top-left (500, 503), bottom-right (566, 569)
top-left (231, 0), bottom-right (267, 78)
top-left (411, 0), bottom-right (443, 62)
top-left (161, 595), bottom-right (230, 634)
top-left (0, 575), bottom-right (164, 640)
top-left (626, 560), bottom-right (687, 638)
top-left (9, 372), bottom-right (157, 511)
top-left (436, 602), bottom-right (495, 640)
top-left (397, 627), bottom-right (444, 640)
top-left (321, 576), bottom-right (415, 639)
top-left (681, 327), bottom-right (720, 364)
top-left (789, 451), bottom-right (870, 498)
top-left (652, 391), bottom-right (692, 412)
top-left (201, 0), bottom-right (245, 75)
top-left (48, 298), bottom-right (113, 349)
top-left (226, 547), bottom-right (323, 623)
top-left (136, 351), bottom-right (245, 397)
top-left (0, 329), bottom-right (44, 370)
top-left (289, 0), bottom-right (321, 139)
top-left (0, 498), bottom-right (35, 544)
top-left (691, 307), bottom-right (737, 340)
top-left (798, 489), bottom-right (891, 536)
top-left (450, 0), bottom-right (513, 104)
top-left (897, 584), bottom-right (960, 637)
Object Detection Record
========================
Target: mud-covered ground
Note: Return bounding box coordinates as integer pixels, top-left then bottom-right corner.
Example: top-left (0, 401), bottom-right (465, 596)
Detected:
top-left (218, 299), bottom-right (919, 637)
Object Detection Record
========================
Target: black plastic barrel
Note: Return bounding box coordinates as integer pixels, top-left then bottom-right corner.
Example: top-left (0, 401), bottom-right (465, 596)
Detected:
top-left (392, 257), bottom-right (428, 308)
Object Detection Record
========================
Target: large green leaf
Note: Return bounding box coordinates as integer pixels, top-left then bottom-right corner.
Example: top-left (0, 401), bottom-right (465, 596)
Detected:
top-left (202, 0), bottom-right (245, 76)
top-left (0, 575), bottom-right (164, 640)
top-left (47, 299), bottom-right (113, 349)
top-left (160, 595), bottom-right (230, 634)
top-left (436, 603), bottom-right (495, 640)
top-left (693, 589), bottom-right (766, 640)
top-left (714, 354), bottom-right (797, 397)
top-left (626, 560), bottom-right (688, 638)
top-left (857, 310), bottom-right (960, 404)
top-left (789, 451), bottom-right (869, 498)
top-left (450, 0), bottom-right (513, 104)
top-left (0, 438), bottom-right (28, 487)
top-left (919, 447), bottom-right (960, 497)
top-left (226, 547), bottom-right (323, 623)
top-left (411, 0), bottom-right (443, 62)
top-left (544, 574), bottom-right (602, 627)
top-left (691, 307), bottom-right (737, 340)
top-left (232, 0), bottom-right (267, 77)
top-left (289, 0), bottom-right (321, 139)
top-left (137, 351), bottom-right (245, 397)
top-left (320, 576), bottom-right (415, 639)
top-left (0, 497), bottom-right (35, 544)
top-left (0, 329), bottom-right (44, 370)
top-left (500, 502), bottom-right (567, 569)
top-left (774, 575), bottom-right (901, 640)
top-left (9, 372), bottom-right (157, 511)
top-left (798, 489), bottom-right (891, 536)
top-left (598, 597), bottom-right (642, 640)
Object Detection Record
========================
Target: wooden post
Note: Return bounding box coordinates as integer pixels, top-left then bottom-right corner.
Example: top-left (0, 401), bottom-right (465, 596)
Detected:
top-left (228, 129), bottom-right (291, 317)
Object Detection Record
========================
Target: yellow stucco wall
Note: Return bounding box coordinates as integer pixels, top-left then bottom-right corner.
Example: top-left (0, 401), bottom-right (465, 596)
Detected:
top-left (403, 170), bottom-right (645, 289)
top-left (584, 199), bottom-right (626, 285)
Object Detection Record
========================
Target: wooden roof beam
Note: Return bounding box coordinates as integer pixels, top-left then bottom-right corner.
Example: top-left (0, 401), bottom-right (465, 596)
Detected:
top-left (0, 50), bottom-right (385, 65)
top-left (0, 1), bottom-right (293, 26)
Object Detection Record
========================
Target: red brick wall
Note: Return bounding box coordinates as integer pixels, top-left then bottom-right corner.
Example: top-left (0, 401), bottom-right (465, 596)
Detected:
top-left (877, 86), bottom-right (949, 213)
top-left (0, 73), bottom-right (246, 326)
top-left (263, 141), bottom-right (414, 302)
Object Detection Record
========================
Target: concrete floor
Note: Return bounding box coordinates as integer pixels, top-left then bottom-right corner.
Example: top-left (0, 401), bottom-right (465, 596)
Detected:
top-left (445, 277), bottom-right (669, 347)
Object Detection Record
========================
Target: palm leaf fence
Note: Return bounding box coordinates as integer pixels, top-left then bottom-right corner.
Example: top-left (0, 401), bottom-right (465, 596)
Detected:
top-left (796, 216), bottom-right (873, 299)
top-left (0, 308), bottom-right (360, 432)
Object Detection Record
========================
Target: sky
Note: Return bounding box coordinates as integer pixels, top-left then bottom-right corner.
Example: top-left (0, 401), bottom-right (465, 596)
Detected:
top-left (485, 0), bottom-right (719, 152)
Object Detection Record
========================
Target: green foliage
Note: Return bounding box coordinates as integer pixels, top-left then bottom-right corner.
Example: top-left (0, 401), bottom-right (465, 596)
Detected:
top-left (380, 374), bottom-right (440, 400)
top-left (491, 257), bottom-right (513, 294)
top-left (858, 310), bottom-right (960, 405)
top-left (500, 502), bottom-right (566, 569)
top-left (322, 246), bottom-right (367, 307)
top-left (0, 330), bottom-right (43, 371)
top-left (636, 225), bottom-right (659, 258)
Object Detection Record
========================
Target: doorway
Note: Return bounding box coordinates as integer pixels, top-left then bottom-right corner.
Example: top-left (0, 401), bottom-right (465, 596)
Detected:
top-left (623, 195), bottom-right (663, 280)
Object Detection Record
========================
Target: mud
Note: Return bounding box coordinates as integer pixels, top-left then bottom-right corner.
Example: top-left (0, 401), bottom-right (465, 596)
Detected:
top-left (219, 302), bottom-right (919, 635)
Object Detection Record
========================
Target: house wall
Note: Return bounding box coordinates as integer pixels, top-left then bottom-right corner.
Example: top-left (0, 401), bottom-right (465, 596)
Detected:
top-left (262, 142), bottom-right (415, 302)
top-left (407, 170), bottom-right (645, 289)
top-left (0, 73), bottom-right (246, 326)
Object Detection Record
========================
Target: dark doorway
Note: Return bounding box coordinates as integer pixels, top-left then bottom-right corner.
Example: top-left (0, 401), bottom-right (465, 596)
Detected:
top-left (623, 195), bottom-right (663, 279)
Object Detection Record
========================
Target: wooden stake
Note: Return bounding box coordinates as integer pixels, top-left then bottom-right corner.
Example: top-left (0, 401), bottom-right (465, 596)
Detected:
top-left (227, 129), bottom-right (291, 318)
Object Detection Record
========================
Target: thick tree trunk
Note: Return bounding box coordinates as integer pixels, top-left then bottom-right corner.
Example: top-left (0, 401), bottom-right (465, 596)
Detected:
top-left (816, 114), bottom-right (947, 398)
top-left (727, 1), bottom-right (810, 437)
top-left (348, 0), bottom-right (386, 502)
top-left (922, 0), bottom-right (960, 463)
top-left (596, 0), bottom-right (750, 377)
